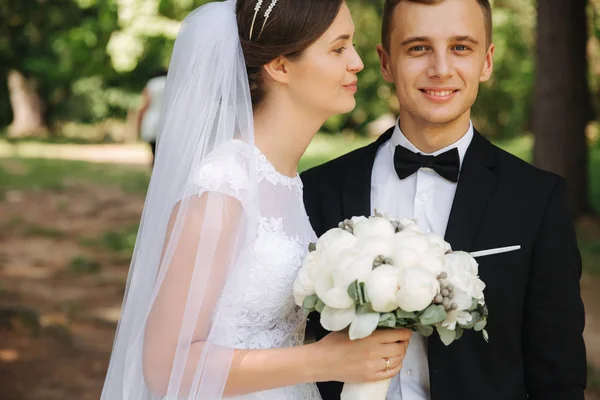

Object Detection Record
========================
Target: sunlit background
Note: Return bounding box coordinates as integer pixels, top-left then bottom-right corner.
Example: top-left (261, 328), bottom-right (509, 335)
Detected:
top-left (0, 0), bottom-right (599, 399)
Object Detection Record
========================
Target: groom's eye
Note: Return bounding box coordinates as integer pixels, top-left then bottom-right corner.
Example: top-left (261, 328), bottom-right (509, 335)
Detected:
top-left (409, 45), bottom-right (427, 52)
top-left (453, 44), bottom-right (470, 52)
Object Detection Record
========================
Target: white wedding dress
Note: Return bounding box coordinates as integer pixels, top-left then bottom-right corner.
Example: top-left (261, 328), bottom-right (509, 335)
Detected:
top-left (191, 140), bottom-right (322, 400)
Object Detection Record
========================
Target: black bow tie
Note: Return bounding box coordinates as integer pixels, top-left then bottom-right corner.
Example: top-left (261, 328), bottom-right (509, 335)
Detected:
top-left (394, 145), bottom-right (460, 182)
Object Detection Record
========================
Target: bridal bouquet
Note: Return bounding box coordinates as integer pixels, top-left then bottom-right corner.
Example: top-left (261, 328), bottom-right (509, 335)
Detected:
top-left (293, 214), bottom-right (488, 400)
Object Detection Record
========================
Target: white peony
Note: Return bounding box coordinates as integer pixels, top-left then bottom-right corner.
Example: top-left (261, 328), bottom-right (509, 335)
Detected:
top-left (349, 310), bottom-right (380, 340)
top-left (293, 251), bottom-right (320, 307)
top-left (315, 271), bottom-right (355, 309)
top-left (427, 233), bottom-right (452, 255)
top-left (443, 252), bottom-right (486, 302)
top-left (316, 228), bottom-right (358, 268)
top-left (332, 237), bottom-right (394, 288)
top-left (397, 217), bottom-right (422, 234)
top-left (364, 265), bottom-right (400, 312)
top-left (320, 305), bottom-right (356, 331)
top-left (351, 216), bottom-right (368, 225)
top-left (391, 232), bottom-right (446, 275)
top-left (353, 217), bottom-right (395, 240)
top-left (396, 267), bottom-right (440, 312)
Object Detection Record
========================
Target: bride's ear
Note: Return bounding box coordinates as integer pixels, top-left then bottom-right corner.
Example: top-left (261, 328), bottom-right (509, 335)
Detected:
top-left (262, 56), bottom-right (290, 85)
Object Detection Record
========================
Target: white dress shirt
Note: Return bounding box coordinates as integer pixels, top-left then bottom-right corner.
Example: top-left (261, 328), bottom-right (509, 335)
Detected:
top-left (372, 120), bottom-right (474, 400)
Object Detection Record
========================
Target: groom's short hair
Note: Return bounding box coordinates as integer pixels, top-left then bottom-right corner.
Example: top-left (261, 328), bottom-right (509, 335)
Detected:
top-left (382, 0), bottom-right (493, 52)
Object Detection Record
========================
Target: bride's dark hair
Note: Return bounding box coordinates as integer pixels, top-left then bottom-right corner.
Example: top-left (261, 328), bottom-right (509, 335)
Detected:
top-left (236, 0), bottom-right (344, 106)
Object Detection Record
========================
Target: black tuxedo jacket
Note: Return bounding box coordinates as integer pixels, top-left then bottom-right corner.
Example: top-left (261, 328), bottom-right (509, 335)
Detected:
top-left (300, 128), bottom-right (587, 400)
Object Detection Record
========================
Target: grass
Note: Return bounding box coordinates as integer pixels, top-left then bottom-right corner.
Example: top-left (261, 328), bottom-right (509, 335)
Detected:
top-left (23, 226), bottom-right (66, 238)
top-left (102, 224), bottom-right (139, 253)
top-left (68, 256), bottom-right (101, 274)
top-left (0, 157), bottom-right (150, 195)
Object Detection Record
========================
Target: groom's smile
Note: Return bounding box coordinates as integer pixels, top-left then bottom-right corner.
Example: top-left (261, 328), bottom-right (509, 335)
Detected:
top-left (419, 87), bottom-right (460, 103)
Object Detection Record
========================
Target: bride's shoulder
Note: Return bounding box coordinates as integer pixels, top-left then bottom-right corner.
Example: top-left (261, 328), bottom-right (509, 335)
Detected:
top-left (189, 139), bottom-right (254, 197)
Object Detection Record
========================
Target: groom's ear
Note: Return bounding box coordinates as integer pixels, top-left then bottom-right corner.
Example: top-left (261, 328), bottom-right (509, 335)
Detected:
top-left (377, 44), bottom-right (395, 84)
top-left (263, 56), bottom-right (289, 85)
top-left (479, 44), bottom-right (495, 83)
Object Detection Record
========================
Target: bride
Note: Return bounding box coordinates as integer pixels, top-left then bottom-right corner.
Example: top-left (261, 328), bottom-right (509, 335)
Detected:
top-left (101, 0), bottom-right (411, 399)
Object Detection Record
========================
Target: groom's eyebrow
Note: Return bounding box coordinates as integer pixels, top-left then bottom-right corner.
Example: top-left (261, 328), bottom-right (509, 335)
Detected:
top-left (400, 35), bottom-right (480, 46)
top-left (452, 35), bottom-right (480, 45)
top-left (400, 36), bottom-right (429, 46)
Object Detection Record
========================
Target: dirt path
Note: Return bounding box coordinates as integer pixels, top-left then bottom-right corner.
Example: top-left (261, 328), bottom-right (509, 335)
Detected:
top-left (0, 141), bottom-right (152, 165)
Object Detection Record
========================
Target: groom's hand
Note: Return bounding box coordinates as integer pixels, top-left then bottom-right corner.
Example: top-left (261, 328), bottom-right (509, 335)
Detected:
top-left (312, 329), bottom-right (412, 384)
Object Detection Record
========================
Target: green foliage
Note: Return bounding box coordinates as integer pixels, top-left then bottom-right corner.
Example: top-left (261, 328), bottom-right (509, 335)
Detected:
top-left (68, 256), bottom-right (101, 274)
top-left (0, 0), bottom-right (595, 140)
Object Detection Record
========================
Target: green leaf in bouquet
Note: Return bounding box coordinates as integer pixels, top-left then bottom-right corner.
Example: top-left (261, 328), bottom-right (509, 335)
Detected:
top-left (474, 319), bottom-right (487, 332)
top-left (359, 282), bottom-right (370, 303)
top-left (419, 305), bottom-right (447, 326)
top-left (378, 313), bottom-right (396, 328)
top-left (315, 299), bottom-right (326, 314)
top-left (395, 309), bottom-right (417, 319)
top-left (357, 303), bottom-right (375, 314)
top-left (436, 325), bottom-right (457, 346)
top-left (454, 327), bottom-right (464, 341)
top-left (308, 242), bottom-right (317, 252)
top-left (415, 324), bottom-right (434, 337)
top-left (467, 299), bottom-right (481, 312)
top-left (482, 329), bottom-right (489, 342)
top-left (302, 295), bottom-right (319, 312)
top-left (347, 280), bottom-right (360, 303)
top-left (461, 311), bottom-right (481, 330)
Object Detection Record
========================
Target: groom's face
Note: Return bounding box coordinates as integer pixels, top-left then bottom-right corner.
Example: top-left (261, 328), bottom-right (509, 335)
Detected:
top-left (377, 0), bottom-right (494, 127)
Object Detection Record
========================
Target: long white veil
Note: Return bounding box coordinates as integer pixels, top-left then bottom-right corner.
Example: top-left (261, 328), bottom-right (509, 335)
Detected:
top-left (101, 1), bottom-right (258, 398)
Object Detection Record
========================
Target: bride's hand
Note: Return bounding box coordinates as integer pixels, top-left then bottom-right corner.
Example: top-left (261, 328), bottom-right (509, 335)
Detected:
top-left (311, 329), bottom-right (412, 383)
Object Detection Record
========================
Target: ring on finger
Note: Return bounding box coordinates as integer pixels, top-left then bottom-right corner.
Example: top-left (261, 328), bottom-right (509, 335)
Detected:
top-left (383, 358), bottom-right (391, 372)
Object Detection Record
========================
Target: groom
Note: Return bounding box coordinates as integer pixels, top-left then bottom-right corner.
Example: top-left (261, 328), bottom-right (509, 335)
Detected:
top-left (301, 0), bottom-right (587, 399)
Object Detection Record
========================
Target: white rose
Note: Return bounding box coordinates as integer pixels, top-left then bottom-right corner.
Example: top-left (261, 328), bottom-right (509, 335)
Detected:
top-left (353, 217), bottom-right (395, 240)
top-left (396, 267), bottom-right (440, 312)
top-left (442, 310), bottom-right (473, 331)
top-left (449, 287), bottom-right (473, 311)
top-left (364, 265), bottom-right (400, 312)
top-left (443, 252), bottom-right (486, 301)
top-left (293, 251), bottom-right (320, 306)
top-left (320, 305), bottom-right (356, 331)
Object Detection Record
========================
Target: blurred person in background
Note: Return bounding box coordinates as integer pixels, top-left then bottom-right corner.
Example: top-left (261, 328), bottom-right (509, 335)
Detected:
top-left (137, 69), bottom-right (168, 167)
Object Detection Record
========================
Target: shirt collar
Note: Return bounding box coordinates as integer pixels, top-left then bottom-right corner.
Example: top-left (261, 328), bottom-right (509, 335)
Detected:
top-left (390, 119), bottom-right (474, 169)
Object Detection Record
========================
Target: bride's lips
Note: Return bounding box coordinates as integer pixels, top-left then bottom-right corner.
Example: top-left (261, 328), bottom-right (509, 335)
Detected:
top-left (343, 80), bottom-right (358, 93)
top-left (419, 87), bottom-right (460, 103)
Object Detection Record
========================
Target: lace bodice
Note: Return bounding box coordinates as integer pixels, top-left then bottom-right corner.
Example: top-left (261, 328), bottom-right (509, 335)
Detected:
top-left (191, 140), bottom-right (321, 400)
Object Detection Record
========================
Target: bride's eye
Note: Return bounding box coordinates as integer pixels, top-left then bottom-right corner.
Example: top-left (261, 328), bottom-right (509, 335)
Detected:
top-left (334, 47), bottom-right (347, 54)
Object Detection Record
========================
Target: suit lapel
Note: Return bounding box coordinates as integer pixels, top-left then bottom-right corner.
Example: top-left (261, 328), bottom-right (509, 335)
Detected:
top-left (341, 127), bottom-right (394, 219)
top-left (444, 130), bottom-right (498, 252)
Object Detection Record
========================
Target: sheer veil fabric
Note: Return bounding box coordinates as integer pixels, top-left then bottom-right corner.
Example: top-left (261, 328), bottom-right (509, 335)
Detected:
top-left (101, 1), bottom-right (260, 398)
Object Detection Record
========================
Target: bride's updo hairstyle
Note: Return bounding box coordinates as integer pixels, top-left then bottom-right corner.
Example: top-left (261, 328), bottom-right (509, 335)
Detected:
top-left (236, 0), bottom-right (344, 106)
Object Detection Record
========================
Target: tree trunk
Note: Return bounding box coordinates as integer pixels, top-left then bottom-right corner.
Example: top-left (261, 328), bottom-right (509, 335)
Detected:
top-left (7, 69), bottom-right (48, 138)
top-left (532, 0), bottom-right (593, 217)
